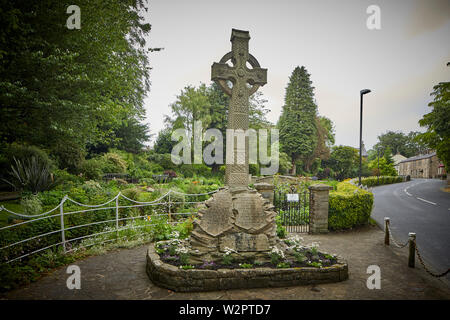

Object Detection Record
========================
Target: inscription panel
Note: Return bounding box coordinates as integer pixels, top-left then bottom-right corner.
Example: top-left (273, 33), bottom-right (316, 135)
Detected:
top-left (219, 233), bottom-right (269, 252)
top-left (198, 191), bottom-right (233, 237)
top-left (234, 193), bottom-right (266, 231)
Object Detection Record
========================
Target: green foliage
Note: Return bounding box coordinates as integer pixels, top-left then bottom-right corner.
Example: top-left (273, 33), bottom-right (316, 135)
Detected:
top-left (294, 252), bottom-right (306, 263)
top-left (308, 262), bottom-right (322, 268)
top-left (360, 176), bottom-right (403, 187)
top-left (20, 194), bottom-right (43, 216)
top-left (3, 157), bottom-right (59, 193)
top-left (174, 216), bottom-right (194, 239)
top-left (372, 131), bottom-right (427, 159)
top-left (275, 215), bottom-right (287, 238)
top-left (99, 152), bottom-right (128, 174)
top-left (239, 263), bottom-right (253, 269)
top-left (323, 145), bottom-right (360, 180)
top-left (0, 144), bottom-right (55, 178)
top-left (368, 157), bottom-right (397, 176)
top-left (153, 128), bottom-right (176, 155)
top-left (180, 265), bottom-right (195, 270)
top-left (328, 182), bottom-right (374, 230)
top-left (277, 262), bottom-right (291, 268)
top-left (78, 159), bottom-right (103, 180)
top-left (278, 66), bottom-right (318, 174)
top-left (0, 0), bottom-right (153, 168)
top-left (416, 81), bottom-right (450, 172)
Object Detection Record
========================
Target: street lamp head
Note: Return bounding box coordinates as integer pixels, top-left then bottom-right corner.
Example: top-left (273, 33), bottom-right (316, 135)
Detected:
top-left (360, 89), bottom-right (371, 95)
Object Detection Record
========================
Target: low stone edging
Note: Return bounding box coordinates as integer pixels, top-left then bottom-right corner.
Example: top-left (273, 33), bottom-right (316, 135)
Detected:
top-left (146, 244), bottom-right (349, 292)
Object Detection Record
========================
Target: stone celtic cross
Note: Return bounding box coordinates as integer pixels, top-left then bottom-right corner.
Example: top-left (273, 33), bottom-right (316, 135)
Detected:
top-left (211, 29), bottom-right (267, 187)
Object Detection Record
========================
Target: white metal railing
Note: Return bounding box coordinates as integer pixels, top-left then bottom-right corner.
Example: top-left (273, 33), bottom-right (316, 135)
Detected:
top-left (0, 189), bottom-right (219, 264)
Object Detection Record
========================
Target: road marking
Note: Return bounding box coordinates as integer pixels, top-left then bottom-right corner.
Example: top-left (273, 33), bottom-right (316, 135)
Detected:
top-left (416, 197), bottom-right (436, 205)
top-left (404, 188), bottom-right (412, 196)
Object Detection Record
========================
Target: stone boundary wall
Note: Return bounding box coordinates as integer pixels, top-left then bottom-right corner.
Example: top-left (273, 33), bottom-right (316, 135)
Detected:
top-left (146, 244), bottom-right (348, 292)
top-left (251, 175), bottom-right (299, 184)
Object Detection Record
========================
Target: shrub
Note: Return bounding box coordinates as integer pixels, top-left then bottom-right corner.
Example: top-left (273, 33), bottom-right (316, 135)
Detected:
top-left (328, 182), bottom-right (374, 230)
top-left (20, 195), bottom-right (43, 216)
top-left (53, 169), bottom-right (83, 185)
top-left (0, 144), bottom-right (55, 175)
top-left (3, 157), bottom-right (58, 193)
top-left (100, 152), bottom-right (128, 173)
top-left (78, 158), bottom-right (103, 180)
top-left (121, 187), bottom-right (142, 201)
top-left (275, 215), bottom-right (287, 238)
top-left (359, 176), bottom-right (403, 187)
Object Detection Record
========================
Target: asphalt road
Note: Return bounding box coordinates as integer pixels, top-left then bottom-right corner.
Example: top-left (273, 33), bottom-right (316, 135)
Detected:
top-left (371, 178), bottom-right (450, 280)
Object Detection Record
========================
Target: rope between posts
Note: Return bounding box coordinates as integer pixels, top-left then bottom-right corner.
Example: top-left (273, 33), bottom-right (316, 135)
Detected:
top-left (387, 224), bottom-right (408, 248)
top-left (413, 240), bottom-right (450, 278)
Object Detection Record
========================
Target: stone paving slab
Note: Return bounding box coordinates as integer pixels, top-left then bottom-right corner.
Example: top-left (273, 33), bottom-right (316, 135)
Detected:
top-left (2, 225), bottom-right (449, 300)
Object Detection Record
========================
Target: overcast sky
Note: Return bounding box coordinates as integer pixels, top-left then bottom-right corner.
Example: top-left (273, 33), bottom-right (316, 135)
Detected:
top-left (143, 0), bottom-right (450, 150)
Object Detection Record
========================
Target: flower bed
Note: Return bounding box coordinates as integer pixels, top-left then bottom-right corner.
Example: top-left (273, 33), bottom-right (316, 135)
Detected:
top-left (146, 234), bottom-right (348, 292)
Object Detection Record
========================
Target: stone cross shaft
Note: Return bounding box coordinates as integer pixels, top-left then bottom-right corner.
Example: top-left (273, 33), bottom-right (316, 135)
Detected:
top-left (211, 29), bottom-right (267, 187)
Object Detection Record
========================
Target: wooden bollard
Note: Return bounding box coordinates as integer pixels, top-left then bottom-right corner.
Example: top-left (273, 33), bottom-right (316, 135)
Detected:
top-left (384, 217), bottom-right (390, 246)
top-left (408, 232), bottom-right (416, 268)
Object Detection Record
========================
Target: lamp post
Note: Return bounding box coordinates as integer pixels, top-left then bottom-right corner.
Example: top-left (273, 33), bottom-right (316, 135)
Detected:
top-left (359, 89), bottom-right (371, 186)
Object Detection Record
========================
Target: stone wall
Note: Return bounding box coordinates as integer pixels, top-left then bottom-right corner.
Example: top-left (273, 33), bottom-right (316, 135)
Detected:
top-left (146, 244), bottom-right (348, 292)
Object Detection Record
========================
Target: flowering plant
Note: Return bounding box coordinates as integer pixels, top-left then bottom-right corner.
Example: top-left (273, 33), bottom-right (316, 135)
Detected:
top-left (270, 246), bottom-right (285, 264)
top-left (222, 247), bottom-right (237, 265)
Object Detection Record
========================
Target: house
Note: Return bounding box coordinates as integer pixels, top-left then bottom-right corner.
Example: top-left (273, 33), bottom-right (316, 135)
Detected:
top-left (392, 153), bottom-right (407, 174)
top-left (398, 152), bottom-right (446, 179)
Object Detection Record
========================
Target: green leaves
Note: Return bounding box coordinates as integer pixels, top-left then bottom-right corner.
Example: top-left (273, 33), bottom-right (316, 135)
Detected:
top-left (3, 157), bottom-right (59, 194)
top-left (416, 81), bottom-right (450, 171)
top-left (0, 0), bottom-right (153, 169)
top-left (278, 66), bottom-right (318, 173)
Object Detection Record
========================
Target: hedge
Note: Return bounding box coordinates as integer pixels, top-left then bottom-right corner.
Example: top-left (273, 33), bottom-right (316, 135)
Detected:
top-left (359, 176), bottom-right (404, 187)
top-left (328, 182), bottom-right (374, 230)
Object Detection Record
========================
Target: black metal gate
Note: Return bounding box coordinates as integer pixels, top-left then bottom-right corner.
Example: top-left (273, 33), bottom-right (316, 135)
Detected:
top-left (274, 190), bottom-right (310, 233)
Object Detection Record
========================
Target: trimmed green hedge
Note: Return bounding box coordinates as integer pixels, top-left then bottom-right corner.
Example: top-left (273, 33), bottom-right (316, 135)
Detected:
top-left (360, 176), bottom-right (404, 187)
top-left (328, 182), bottom-right (373, 230)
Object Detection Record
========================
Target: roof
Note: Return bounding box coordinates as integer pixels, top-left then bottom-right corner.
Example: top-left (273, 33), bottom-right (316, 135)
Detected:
top-left (399, 152), bottom-right (437, 164)
top-left (392, 153), bottom-right (407, 165)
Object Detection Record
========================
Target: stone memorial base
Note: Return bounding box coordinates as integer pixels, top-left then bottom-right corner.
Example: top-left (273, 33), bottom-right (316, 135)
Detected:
top-left (186, 186), bottom-right (278, 264)
top-left (146, 244), bottom-right (348, 292)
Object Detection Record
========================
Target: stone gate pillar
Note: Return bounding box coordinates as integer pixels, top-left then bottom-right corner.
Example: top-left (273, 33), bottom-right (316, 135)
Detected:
top-left (308, 184), bottom-right (333, 234)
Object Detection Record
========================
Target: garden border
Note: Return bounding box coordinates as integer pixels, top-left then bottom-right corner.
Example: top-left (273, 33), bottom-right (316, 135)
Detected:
top-left (146, 243), bottom-right (348, 292)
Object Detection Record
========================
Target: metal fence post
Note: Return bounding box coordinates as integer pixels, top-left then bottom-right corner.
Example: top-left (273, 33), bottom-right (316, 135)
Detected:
top-left (60, 195), bottom-right (67, 254)
top-left (115, 193), bottom-right (119, 237)
top-left (384, 217), bottom-right (390, 246)
top-left (168, 192), bottom-right (172, 222)
top-left (408, 232), bottom-right (416, 268)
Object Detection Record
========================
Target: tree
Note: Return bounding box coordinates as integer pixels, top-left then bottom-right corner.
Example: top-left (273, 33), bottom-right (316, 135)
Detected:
top-left (164, 82), bottom-right (271, 172)
top-left (416, 81), bottom-right (450, 176)
top-left (153, 128), bottom-right (176, 155)
top-left (278, 66), bottom-right (318, 174)
top-left (303, 115), bottom-right (335, 173)
top-left (373, 131), bottom-right (426, 158)
top-left (0, 0), bottom-right (153, 170)
top-left (368, 157), bottom-right (397, 176)
top-left (324, 145), bottom-right (359, 181)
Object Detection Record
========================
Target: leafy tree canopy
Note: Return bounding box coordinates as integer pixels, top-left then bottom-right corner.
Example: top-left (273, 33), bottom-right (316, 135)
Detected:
top-left (416, 81), bottom-right (450, 171)
top-left (0, 0), bottom-right (154, 170)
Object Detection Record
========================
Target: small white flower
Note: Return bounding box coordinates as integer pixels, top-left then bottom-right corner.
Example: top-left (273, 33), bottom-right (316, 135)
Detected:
top-left (223, 247), bottom-right (237, 256)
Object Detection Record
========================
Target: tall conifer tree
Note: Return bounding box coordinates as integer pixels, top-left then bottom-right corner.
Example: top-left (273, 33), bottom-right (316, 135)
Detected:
top-left (278, 66), bottom-right (318, 174)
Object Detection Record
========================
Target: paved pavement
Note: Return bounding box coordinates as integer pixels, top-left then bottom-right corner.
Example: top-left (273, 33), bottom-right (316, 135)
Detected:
top-left (371, 179), bottom-right (450, 280)
top-left (2, 225), bottom-right (449, 300)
